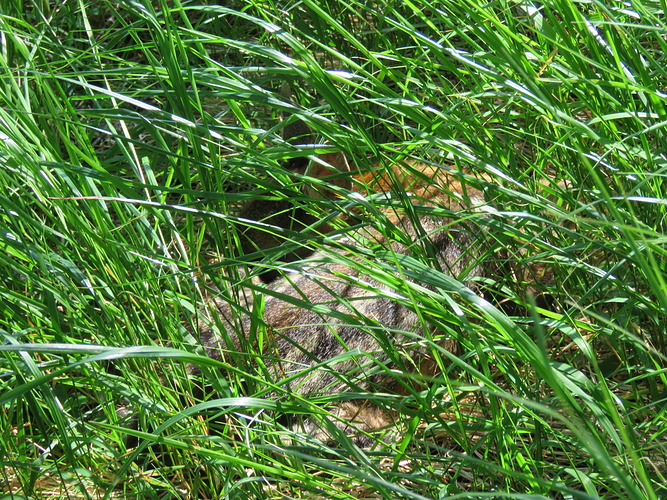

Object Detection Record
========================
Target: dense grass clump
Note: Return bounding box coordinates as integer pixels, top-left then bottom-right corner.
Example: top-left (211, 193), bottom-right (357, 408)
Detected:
top-left (1, 1), bottom-right (666, 498)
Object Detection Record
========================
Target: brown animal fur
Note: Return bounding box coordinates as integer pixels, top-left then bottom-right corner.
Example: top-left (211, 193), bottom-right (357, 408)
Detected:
top-left (199, 146), bottom-right (491, 445)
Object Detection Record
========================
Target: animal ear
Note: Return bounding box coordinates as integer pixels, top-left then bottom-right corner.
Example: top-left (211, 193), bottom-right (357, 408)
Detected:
top-left (279, 84), bottom-right (352, 195)
top-left (282, 117), bottom-right (314, 149)
top-left (280, 82), bottom-right (314, 173)
top-left (304, 151), bottom-right (353, 198)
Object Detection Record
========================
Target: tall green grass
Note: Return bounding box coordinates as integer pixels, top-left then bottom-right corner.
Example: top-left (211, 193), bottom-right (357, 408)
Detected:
top-left (1, 0), bottom-right (665, 498)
